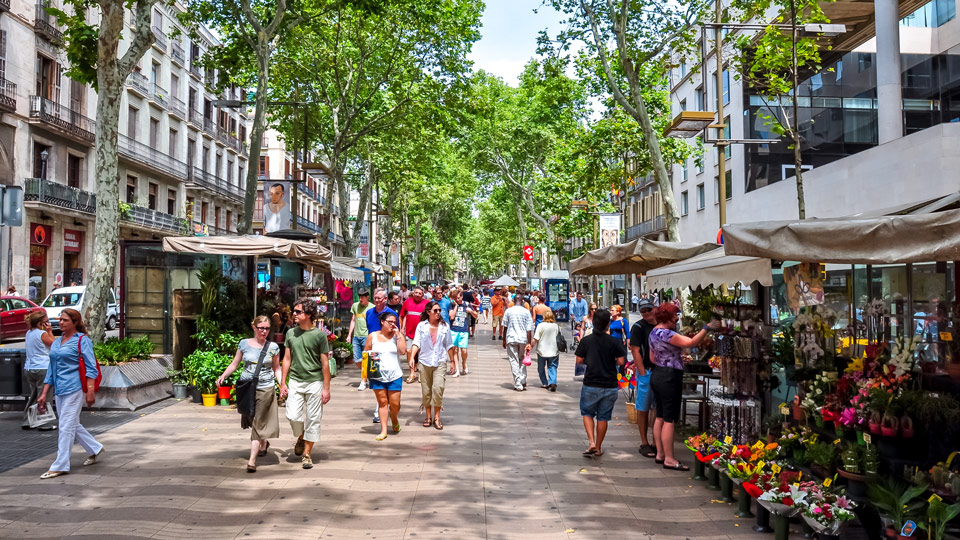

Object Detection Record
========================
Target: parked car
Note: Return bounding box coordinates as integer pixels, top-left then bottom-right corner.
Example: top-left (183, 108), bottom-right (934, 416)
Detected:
top-left (0, 296), bottom-right (46, 340)
top-left (42, 286), bottom-right (119, 332)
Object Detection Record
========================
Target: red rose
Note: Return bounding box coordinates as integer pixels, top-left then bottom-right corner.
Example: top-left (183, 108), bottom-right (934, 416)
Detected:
top-left (782, 497), bottom-right (795, 507)
top-left (743, 482), bottom-right (763, 498)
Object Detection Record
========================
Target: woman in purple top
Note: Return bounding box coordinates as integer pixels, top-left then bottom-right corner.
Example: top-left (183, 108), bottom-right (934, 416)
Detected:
top-left (649, 303), bottom-right (716, 471)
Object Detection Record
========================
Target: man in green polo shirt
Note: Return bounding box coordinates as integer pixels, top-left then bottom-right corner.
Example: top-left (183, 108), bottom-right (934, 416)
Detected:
top-left (279, 298), bottom-right (331, 469)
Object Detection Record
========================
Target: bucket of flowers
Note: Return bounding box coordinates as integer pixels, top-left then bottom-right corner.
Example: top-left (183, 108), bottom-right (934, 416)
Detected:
top-left (757, 479), bottom-right (817, 517)
top-left (799, 480), bottom-right (857, 539)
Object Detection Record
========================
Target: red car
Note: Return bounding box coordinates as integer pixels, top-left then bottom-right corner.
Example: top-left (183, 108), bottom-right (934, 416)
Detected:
top-left (1, 296), bottom-right (46, 340)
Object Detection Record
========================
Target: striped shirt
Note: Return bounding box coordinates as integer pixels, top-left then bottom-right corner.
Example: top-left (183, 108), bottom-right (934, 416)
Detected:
top-left (501, 305), bottom-right (534, 344)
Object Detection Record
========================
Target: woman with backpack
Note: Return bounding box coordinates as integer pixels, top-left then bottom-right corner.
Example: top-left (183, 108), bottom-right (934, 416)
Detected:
top-left (527, 309), bottom-right (561, 392)
top-left (36, 308), bottom-right (104, 479)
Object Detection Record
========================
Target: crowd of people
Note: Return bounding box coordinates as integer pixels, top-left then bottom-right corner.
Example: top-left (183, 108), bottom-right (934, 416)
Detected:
top-left (24, 280), bottom-right (708, 478)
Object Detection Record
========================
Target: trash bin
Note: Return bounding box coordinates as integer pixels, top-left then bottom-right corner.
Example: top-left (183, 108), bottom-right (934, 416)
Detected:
top-left (0, 351), bottom-right (25, 396)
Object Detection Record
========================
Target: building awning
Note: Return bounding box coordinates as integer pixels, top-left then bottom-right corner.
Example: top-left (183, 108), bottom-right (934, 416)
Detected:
top-left (644, 248), bottom-right (773, 291)
top-left (722, 208), bottom-right (960, 264)
top-left (333, 257), bottom-right (384, 275)
top-left (328, 260), bottom-right (366, 282)
top-left (569, 239), bottom-right (717, 276)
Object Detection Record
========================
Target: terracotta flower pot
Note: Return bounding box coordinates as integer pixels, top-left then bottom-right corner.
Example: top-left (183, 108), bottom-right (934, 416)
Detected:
top-left (881, 426), bottom-right (898, 437)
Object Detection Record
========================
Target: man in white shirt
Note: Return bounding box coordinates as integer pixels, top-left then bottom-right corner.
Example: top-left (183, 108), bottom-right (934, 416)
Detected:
top-left (501, 302), bottom-right (534, 391)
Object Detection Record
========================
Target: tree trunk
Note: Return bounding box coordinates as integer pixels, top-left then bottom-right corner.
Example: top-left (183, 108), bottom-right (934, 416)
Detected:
top-left (239, 42), bottom-right (271, 234)
top-left (790, 10), bottom-right (806, 220)
top-left (514, 199), bottom-right (529, 279)
top-left (626, 88), bottom-right (680, 242)
top-left (82, 0), bottom-right (155, 342)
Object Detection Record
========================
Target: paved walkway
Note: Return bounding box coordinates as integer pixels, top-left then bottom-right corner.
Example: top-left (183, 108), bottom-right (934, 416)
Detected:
top-left (0, 326), bottom-right (751, 539)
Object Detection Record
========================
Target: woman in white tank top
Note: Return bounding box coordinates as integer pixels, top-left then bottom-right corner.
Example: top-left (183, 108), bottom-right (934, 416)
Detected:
top-left (363, 310), bottom-right (407, 441)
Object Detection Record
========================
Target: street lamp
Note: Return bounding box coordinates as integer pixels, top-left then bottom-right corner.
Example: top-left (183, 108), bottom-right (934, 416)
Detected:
top-left (40, 149), bottom-right (48, 180)
top-left (212, 99), bottom-right (310, 232)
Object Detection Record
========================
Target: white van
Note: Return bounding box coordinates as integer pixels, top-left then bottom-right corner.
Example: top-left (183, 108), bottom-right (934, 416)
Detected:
top-left (42, 286), bottom-right (119, 332)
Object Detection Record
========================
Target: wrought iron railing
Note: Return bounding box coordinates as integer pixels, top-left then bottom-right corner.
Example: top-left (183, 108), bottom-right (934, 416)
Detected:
top-left (126, 205), bottom-right (187, 234)
top-left (0, 78), bottom-right (15, 111)
top-left (126, 72), bottom-right (150, 96)
top-left (625, 215), bottom-right (666, 240)
top-left (168, 96), bottom-right (186, 119)
top-left (34, 3), bottom-right (62, 42)
top-left (297, 216), bottom-right (321, 233)
top-left (151, 83), bottom-right (168, 108)
top-left (188, 108), bottom-right (203, 126)
top-left (118, 133), bottom-right (188, 179)
top-left (151, 26), bottom-right (166, 52)
top-left (170, 42), bottom-right (185, 66)
top-left (189, 62), bottom-right (201, 79)
top-left (24, 177), bottom-right (96, 214)
top-left (29, 96), bottom-right (95, 142)
top-left (188, 167), bottom-right (243, 203)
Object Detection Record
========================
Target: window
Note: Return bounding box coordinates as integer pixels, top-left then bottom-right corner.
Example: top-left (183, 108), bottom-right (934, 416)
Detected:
top-left (258, 156), bottom-right (268, 177)
top-left (67, 154), bottom-right (81, 188)
top-left (696, 183), bottom-right (705, 210)
top-left (35, 55), bottom-right (61, 102)
top-left (33, 143), bottom-right (51, 179)
top-left (190, 42), bottom-right (200, 66)
top-left (152, 9), bottom-right (162, 31)
top-left (680, 98), bottom-right (687, 112)
top-left (255, 189), bottom-right (264, 217)
top-left (722, 69), bottom-right (730, 105)
top-left (126, 176), bottom-right (137, 204)
top-left (186, 196), bottom-right (195, 220)
top-left (70, 80), bottom-right (84, 115)
top-left (202, 145), bottom-right (210, 172)
top-left (714, 173), bottom-right (732, 203)
top-left (284, 158), bottom-right (290, 178)
top-left (680, 191), bottom-right (689, 215)
top-left (168, 129), bottom-right (178, 158)
top-left (151, 61), bottom-right (160, 86)
top-left (167, 189), bottom-right (176, 215)
top-left (215, 152), bottom-right (222, 177)
top-left (226, 210), bottom-right (233, 232)
top-left (723, 116), bottom-right (732, 159)
top-left (239, 125), bottom-right (246, 143)
top-left (214, 205), bottom-right (221, 228)
top-left (679, 61), bottom-right (687, 79)
top-left (127, 106), bottom-right (138, 138)
top-left (238, 167), bottom-right (245, 186)
top-left (201, 200), bottom-right (209, 224)
top-left (149, 117), bottom-right (160, 148)
top-left (695, 87), bottom-right (704, 111)
top-left (170, 73), bottom-right (179, 99)
top-left (227, 159), bottom-right (234, 184)
top-left (148, 182), bottom-right (158, 210)
top-left (218, 108), bottom-right (228, 130)
top-left (0, 31), bottom-right (7, 82)
top-left (188, 87), bottom-right (197, 113)
top-left (682, 162), bottom-right (688, 183)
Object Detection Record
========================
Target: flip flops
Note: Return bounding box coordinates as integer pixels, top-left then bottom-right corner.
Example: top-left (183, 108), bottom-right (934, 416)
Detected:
top-left (638, 444), bottom-right (657, 458)
top-left (663, 462), bottom-right (690, 471)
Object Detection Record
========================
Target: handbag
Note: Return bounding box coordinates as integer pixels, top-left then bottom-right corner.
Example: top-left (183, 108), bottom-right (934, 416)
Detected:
top-left (366, 351), bottom-right (383, 380)
top-left (76, 334), bottom-right (102, 392)
top-left (556, 327), bottom-right (568, 353)
top-left (236, 343), bottom-right (270, 429)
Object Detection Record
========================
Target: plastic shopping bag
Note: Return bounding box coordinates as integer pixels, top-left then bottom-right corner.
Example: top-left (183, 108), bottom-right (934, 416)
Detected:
top-left (27, 403), bottom-right (56, 428)
top-left (522, 351), bottom-right (532, 366)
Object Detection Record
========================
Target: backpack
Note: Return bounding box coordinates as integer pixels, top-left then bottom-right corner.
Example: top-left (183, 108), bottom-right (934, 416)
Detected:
top-left (556, 327), bottom-right (568, 353)
top-left (77, 334), bottom-right (102, 392)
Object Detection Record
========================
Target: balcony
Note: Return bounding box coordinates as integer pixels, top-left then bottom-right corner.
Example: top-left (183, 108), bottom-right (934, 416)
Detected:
top-left (202, 118), bottom-right (216, 138)
top-left (0, 0), bottom-right (10, 12)
top-left (34, 3), bottom-right (63, 43)
top-left (170, 42), bottom-right (185, 67)
top-left (168, 96), bottom-right (186, 120)
top-left (189, 62), bottom-right (201, 80)
top-left (150, 83), bottom-right (168, 109)
top-left (118, 133), bottom-right (188, 180)
top-left (0, 79), bottom-right (15, 112)
top-left (24, 177), bottom-right (96, 214)
top-left (125, 205), bottom-right (187, 235)
top-left (187, 167), bottom-right (243, 204)
top-left (300, 183), bottom-right (316, 200)
top-left (624, 215), bottom-right (666, 240)
top-left (29, 96), bottom-right (95, 143)
top-left (215, 127), bottom-right (229, 146)
top-left (151, 26), bottom-right (166, 53)
top-left (126, 72), bottom-right (150, 97)
top-left (297, 216), bottom-right (321, 233)
top-left (188, 108), bottom-right (203, 127)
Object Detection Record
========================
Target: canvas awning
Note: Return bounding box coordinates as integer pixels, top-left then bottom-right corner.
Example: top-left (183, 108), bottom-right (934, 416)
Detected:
top-left (722, 208), bottom-right (960, 264)
top-left (333, 257), bottom-right (384, 279)
top-left (327, 261), bottom-right (366, 282)
top-left (569, 239), bottom-right (718, 276)
top-left (492, 274), bottom-right (520, 287)
top-left (644, 248), bottom-right (773, 291)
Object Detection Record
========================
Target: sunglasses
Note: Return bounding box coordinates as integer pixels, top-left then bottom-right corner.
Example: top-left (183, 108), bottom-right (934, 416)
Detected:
top-left (292, 309), bottom-right (304, 315)
top-left (383, 320), bottom-right (397, 325)
top-left (255, 326), bottom-right (271, 331)
top-left (430, 308), bottom-right (441, 313)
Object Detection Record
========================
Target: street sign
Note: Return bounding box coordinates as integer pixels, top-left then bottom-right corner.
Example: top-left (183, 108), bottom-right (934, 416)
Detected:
top-left (522, 245), bottom-right (534, 261)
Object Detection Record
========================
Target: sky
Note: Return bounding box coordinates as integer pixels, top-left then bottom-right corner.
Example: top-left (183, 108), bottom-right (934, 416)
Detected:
top-left (468, 0), bottom-right (568, 85)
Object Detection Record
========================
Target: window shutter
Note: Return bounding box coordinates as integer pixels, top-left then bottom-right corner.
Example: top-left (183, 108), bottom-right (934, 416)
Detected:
top-left (54, 62), bottom-right (62, 104)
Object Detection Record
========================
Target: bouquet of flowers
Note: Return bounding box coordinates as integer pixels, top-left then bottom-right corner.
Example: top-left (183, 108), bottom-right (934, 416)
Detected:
top-left (685, 433), bottom-right (717, 453)
top-left (800, 484), bottom-right (857, 533)
top-left (758, 479), bottom-right (819, 516)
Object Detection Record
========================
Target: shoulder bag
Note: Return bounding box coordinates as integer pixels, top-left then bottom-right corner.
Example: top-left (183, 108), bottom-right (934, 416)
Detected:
top-left (236, 343), bottom-right (270, 429)
top-left (76, 334), bottom-right (102, 392)
top-left (556, 325), bottom-right (568, 353)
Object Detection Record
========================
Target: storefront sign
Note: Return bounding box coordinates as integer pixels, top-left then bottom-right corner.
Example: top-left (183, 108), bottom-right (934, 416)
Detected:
top-left (63, 229), bottom-right (84, 253)
top-left (30, 223), bottom-right (52, 246)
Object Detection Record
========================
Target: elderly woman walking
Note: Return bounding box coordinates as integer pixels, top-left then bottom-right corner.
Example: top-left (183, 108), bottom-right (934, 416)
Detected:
top-left (409, 300), bottom-right (455, 430)
top-left (36, 309), bottom-right (104, 479)
top-left (216, 315), bottom-right (281, 472)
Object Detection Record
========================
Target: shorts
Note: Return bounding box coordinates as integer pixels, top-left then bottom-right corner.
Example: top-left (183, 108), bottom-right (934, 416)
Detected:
top-left (492, 315), bottom-right (503, 328)
top-left (369, 378), bottom-right (403, 392)
top-left (579, 385), bottom-right (619, 421)
top-left (651, 367), bottom-right (684, 423)
top-left (634, 370), bottom-right (654, 412)
top-left (451, 331), bottom-right (469, 348)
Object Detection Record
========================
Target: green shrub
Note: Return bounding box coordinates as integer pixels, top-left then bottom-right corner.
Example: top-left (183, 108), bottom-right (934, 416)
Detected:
top-left (94, 336), bottom-right (155, 366)
top-left (807, 441), bottom-right (837, 469)
top-left (182, 349), bottom-right (234, 393)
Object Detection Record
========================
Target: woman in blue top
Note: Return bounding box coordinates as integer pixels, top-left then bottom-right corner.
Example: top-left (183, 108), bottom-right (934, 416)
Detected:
top-left (37, 308), bottom-right (104, 479)
top-left (608, 305), bottom-right (630, 352)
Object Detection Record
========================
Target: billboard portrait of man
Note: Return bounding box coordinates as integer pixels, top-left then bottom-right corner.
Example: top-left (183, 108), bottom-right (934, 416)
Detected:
top-left (263, 182), bottom-right (290, 232)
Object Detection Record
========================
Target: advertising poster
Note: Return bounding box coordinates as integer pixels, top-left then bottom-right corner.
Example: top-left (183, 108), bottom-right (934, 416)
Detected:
top-left (355, 222), bottom-right (370, 260)
top-left (263, 181), bottom-right (291, 233)
top-left (784, 262), bottom-right (825, 309)
top-left (598, 213), bottom-right (622, 248)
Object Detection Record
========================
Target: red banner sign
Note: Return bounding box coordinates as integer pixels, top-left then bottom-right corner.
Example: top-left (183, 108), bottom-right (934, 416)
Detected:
top-left (30, 223), bottom-right (52, 246)
top-left (522, 245), bottom-right (534, 261)
top-left (63, 229), bottom-right (84, 253)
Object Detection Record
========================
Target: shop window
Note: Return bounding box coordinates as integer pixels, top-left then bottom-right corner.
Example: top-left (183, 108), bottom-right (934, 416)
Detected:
top-left (911, 262), bottom-right (955, 365)
top-left (148, 182), bottom-right (158, 210)
top-left (67, 154), bottom-right (81, 188)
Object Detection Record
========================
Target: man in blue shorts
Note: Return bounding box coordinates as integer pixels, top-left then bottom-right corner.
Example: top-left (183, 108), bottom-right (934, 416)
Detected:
top-left (448, 289), bottom-right (478, 377)
top-left (629, 299), bottom-right (657, 458)
top-left (574, 308), bottom-right (626, 457)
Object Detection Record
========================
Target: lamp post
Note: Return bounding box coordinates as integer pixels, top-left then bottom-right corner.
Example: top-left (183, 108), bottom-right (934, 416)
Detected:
top-left (213, 99), bottom-right (309, 231)
top-left (40, 149), bottom-right (48, 180)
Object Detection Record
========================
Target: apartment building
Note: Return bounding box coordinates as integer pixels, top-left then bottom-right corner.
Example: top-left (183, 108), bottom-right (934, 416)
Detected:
top-left (669, 0), bottom-right (960, 244)
top-left (0, 0), bottom-right (248, 297)
top-left (253, 127), bottom-right (347, 254)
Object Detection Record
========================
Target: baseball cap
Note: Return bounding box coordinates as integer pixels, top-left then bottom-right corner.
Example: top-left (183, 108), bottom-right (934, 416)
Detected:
top-left (638, 299), bottom-right (654, 311)
top-left (357, 288), bottom-right (370, 296)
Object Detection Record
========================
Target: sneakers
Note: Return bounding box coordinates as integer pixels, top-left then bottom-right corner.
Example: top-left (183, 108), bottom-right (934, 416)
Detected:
top-left (294, 435), bottom-right (305, 456)
top-left (358, 380), bottom-right (368, 391)
top-left (373, 409), bottom-right (380, 424)
top-left (302, 455), bottom-right (313, 469)
top-left (549, 384), bottom-right (557, 392)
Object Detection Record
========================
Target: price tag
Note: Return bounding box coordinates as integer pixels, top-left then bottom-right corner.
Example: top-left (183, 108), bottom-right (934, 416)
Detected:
top-left (771, 464), bottom-right (782, 473)
top-left (940, 332), bottom-right (953, 342)
top-left (780, 407), bottom-right (790, 415)
top-left (724, 436), bottom-right (733, 444)
top-left (863, 433), bottom-right (872, 444)
top-left (797, 471), bottom-right (803, 480)
top-left (833, 438), bottom-right (841, 445)
top-left (823, 477), bottom-right (832, 487)
top-left (929, 494), bottom-right (943, 503)
top-left (752, 441), bottom-right (765, 451)
top-left (756, 461), bottom-right (766, 470)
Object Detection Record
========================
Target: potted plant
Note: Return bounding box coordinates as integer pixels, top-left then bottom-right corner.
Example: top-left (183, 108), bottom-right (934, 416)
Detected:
top-left (880, 413), bottom-right (899, 437)
top-left (167, 369), bottom-right (189, 399)
top-left (900, 414), bottom-right (914, 438)
top-left (807, 441), bottom-right (837, 479)
top-left (867, 479), bottom-right (928, 539)
top-left (920, 496), bottom-right (960, 540)
top-left (869, 410), bottom-right (883, 435)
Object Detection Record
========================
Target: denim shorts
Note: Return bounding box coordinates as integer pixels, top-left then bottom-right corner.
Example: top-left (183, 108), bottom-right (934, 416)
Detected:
top-left (579, 385), bottom-right (619, 421)
top-left (369, 378), bottom-right (403, 392)
top-left (634, 370), bottom-right (654, 412)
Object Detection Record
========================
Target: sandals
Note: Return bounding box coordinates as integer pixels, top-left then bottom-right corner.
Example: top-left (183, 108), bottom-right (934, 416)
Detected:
top-left (376, 433), bottom-right (388, 441)
top-left (392, 422), bottom-right (401, 434)
top-left (582, 448), bottom-right (597, 456)
top-left (40, 470), bottom-right (68, 479)
top-left (422, 418), bottom-right (433, 427)
top-left (257, 441), bottom-right (270, 457)
top-left (246, 464), bottom-right (257, 473)
top-left (82, 448), bottom-right (104, 466)
top-left (638, 444), bottom-right (657, 458)
top-left (434, 418), bottom-right (444, 430)
top-left (663, 461), bottom-right (690, 471)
